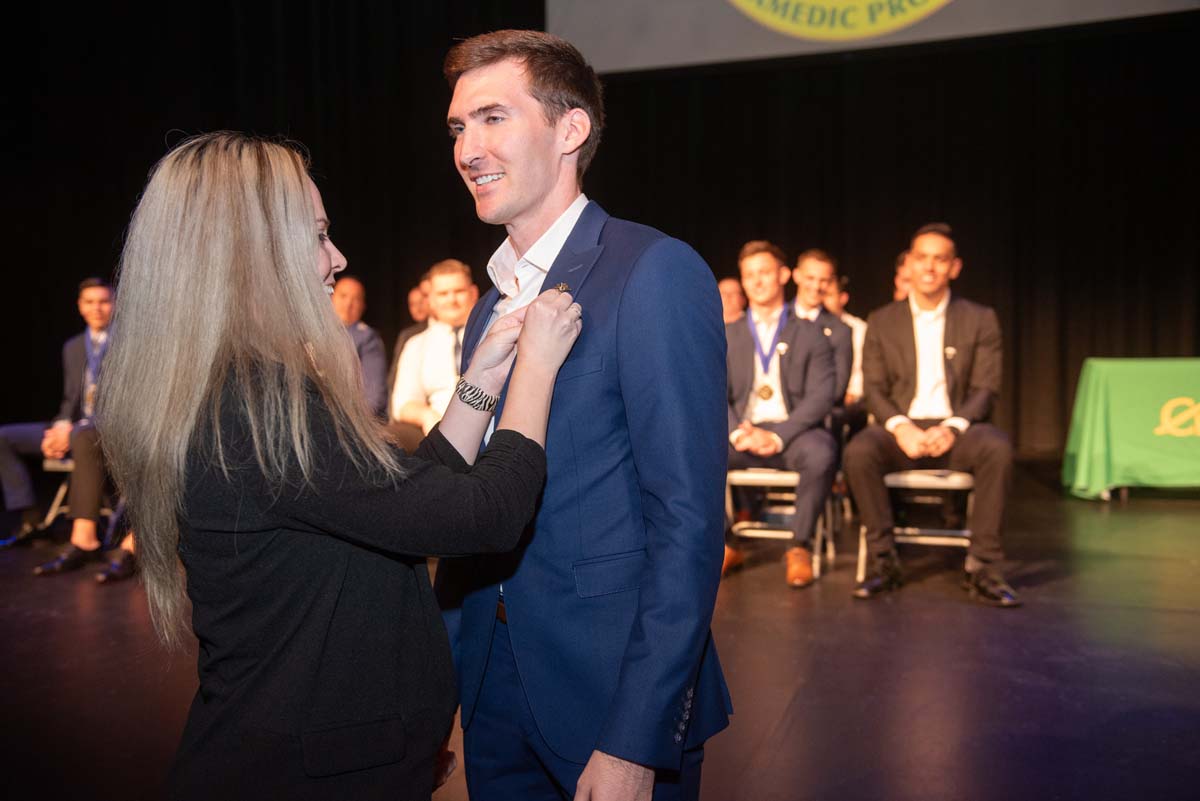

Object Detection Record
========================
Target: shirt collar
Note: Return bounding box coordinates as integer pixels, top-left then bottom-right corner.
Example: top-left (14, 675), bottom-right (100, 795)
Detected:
top-left (794, 300), bottom-right (822, 321)
top-left (909, 290), bottom-right (950, 321)
top-left (486, 193), bottom-right (589, 295)
top-left (750, 304), bottom-right (785, 326)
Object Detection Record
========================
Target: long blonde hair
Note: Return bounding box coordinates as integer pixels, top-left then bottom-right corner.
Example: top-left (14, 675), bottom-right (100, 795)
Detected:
top-left (98, 132), bottom-right (403, 649)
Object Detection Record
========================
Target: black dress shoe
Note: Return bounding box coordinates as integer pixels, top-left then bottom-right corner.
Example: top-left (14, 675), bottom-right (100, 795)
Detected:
top-left (33, 545), bottom-right (101, 576)
top-left (963, 566), bottom-right (1022, 608)
top-left (95, 549), bottom-right (137, 584)
top-left (0, 521), bottom-right (39, 548)
top-left (854, 551), bottom-right (903, 600)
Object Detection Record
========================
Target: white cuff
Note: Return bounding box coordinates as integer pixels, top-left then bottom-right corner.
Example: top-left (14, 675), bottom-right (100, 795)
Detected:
top-left (884, 415), bottom-right (911, 434)
top-left (768, 432), bottom-right (785, 453)
top-left (943, 417), bottom-right (970, 433)
top-left (729, 428), bottom-right (746, 446)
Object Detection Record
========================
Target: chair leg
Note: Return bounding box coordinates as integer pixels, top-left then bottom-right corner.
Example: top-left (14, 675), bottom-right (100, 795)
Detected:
top-left (811, 516), bottom-right (824, 579)
top-left (39, 479), bottom-right (71, 530)
top-left (856, 525), bottom-right (868, 583)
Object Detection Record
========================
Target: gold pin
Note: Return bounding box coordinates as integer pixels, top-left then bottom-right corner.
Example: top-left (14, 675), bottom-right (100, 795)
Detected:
top-left (554, 282), bottom-right (571, 293)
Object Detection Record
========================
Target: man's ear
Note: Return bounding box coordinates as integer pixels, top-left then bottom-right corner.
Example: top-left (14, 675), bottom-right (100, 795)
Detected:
top-left (949, 258), bottom-right (963, 280)
top-left (559, 108), bottom-right (592, 156)
top-left (779, 267), bottom-right (792, 287)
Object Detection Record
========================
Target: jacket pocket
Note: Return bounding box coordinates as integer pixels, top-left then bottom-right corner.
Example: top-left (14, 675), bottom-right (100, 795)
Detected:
top-left (556, 354), bottom-right (604, 383)
top-left (301, 715), bottom-right (405, 777)
top-left (573, 549), bottom-right (646, 598)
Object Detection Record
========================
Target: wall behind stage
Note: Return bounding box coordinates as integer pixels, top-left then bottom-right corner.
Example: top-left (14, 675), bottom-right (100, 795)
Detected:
top-left (583, 12), bottom-right (1199, 457)
top-left (8, 7), bottom-right (1198, 460)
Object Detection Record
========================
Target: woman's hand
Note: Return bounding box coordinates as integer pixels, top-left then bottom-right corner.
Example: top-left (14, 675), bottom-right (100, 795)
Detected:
top-left (463, 307), bottom-right (526, 396)
top-left (516, 289), bottom-right (583, 375)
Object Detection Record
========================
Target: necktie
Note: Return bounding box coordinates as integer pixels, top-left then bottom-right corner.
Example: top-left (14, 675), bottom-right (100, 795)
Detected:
top-left (453, 326), bottom-right (463, 374)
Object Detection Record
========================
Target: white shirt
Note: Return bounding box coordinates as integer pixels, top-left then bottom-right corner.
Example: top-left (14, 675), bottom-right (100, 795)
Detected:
top-left (885, 292), bottom-right (969, 433)
top-left (793, 301), bottom-right (822, 323)
top-left (390, 319), bottom-right (463, 423)
top-left (480, 193), bottom-right (589, 442)
top-left (840, 311), bottom-right (867, 399)
top-left (730, 306), bottom-right (788, 451)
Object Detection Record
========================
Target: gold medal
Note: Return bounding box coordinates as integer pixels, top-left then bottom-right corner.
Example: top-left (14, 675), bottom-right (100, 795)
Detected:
top-left (757, 385), bottom-right (774, 400)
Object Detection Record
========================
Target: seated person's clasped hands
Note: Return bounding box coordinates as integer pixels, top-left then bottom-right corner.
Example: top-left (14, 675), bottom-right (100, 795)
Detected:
top-left (892, 421), bottom-right (956, 460)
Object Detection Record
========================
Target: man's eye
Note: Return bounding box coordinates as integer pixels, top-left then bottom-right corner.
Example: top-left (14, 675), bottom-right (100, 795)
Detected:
top-left (486, 115), bottom-right (503, 124)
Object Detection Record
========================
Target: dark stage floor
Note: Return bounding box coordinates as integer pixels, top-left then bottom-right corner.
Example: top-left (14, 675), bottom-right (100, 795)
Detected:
top-left (2, 464), bottom-right (1197, 801)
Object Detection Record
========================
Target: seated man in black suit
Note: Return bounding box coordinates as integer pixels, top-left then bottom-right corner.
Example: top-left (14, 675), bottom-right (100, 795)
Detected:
top-left (844, 223), bottom-right (1019, 607)
top-left (723, 241), bottom-right (837, 588)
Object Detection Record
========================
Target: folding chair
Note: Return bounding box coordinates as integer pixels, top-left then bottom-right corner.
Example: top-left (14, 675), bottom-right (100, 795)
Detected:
top-left (855, 469), bottom-right (974, 582)
top-left (726, 468), bottom-right (833, 578)
top-left (40, 458), bottom-right (119, 534)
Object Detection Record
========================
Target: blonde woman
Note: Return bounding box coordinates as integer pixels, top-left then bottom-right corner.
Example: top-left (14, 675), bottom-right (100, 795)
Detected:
top-left (97, 132), bottom-right (581, 800)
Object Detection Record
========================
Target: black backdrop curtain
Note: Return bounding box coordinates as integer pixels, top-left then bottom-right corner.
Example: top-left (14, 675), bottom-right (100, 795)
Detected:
top-left (9, 5), bottom-right (1198, 459)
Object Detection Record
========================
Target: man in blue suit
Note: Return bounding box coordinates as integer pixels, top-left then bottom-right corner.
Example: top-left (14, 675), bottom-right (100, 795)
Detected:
top-left (436, 29), bottom-right (731, 801)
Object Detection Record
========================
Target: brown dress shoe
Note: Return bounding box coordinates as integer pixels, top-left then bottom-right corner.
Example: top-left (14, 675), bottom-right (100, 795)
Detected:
top-left (721, 545), bottom-right (745, 577)
top-left (785, 546), bottom-right (814, 588)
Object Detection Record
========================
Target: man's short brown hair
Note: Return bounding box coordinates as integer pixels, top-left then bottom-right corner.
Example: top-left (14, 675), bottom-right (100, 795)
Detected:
top-left (795, 248), bottom-right (837, 274)
top-left (427, 259), bottom-right (473, 282)
top-left (738, 240), bottom-right (787, 266)
top-left (444, 30), bottom-right (605, 181)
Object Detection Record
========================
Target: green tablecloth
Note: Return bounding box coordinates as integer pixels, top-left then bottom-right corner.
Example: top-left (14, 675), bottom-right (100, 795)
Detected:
top-left (1063, 358), bottom-right (1200, 499)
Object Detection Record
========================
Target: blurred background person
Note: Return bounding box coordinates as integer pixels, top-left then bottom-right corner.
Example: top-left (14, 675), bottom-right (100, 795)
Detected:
top-left (893, 249), bottom-right (911, 302)
top-left (823, 273), bottom-right (867, 407)
top-left (723, 241), bottom-right (837, 588)
top-left (793, 249), bottom-right (852, 406)
top-left (331, 275), bottom-right (387, 416)
top-left (718, 276), bottom-right (747, 323)
top-left (389, 259), bottom-right (478, 452)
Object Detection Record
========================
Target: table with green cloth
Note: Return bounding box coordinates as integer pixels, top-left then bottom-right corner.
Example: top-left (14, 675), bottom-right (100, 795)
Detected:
top-left (1063, 358), bottom-right (1200, 499)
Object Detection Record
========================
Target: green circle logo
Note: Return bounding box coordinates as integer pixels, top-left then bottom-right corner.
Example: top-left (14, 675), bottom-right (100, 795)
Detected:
top-left (729, 0), bottom-right (956, 42)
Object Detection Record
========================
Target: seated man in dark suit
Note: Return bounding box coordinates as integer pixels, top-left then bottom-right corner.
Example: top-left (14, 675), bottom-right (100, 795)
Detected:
top-left (1, 279), bottom-right (127, 577)
top-left (844, 223), bottom-right (1020, 607)
top-left (330, 275), bottom-right (388, 416)
top-left (793, 249), bottom-right (852, 404)
top-left (724, 241), bottom-right (837, 588)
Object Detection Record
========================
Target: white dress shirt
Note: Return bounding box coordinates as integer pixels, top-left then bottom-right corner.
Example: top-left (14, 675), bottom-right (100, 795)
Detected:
top-left (840, 311), bottom-right (867, 399)
top-left (390, 319), bottom-right (463, 424)
top-left (731, 306), bottom-right (788, 451)
top-left (885, 292), bottom-right (969, 433)
top-left (793, 300), bottom-right (821, 323)
top-left (480, 193), bottom-right (589, 442)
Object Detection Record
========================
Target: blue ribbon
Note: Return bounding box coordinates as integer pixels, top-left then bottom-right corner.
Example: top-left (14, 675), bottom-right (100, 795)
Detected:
top-left (747, 306), bottom-right (789, 372)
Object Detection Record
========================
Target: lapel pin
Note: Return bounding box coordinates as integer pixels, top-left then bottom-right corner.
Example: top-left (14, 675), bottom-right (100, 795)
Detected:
top-left (823, 327), bottom-right (832, 337)
top-left (776, 342), bottom-right (789, 356)
top-left (944, 346), bottom-right (957, 360)
top-left (554, 282), bottom-right (572, 293)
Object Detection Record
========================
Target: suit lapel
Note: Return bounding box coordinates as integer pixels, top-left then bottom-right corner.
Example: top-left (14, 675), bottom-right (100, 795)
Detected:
top-left (489, 202), bottom-right (610, 425)
top-left (539, 201), bottom-right (608, 298)
top-left (460, 286), bottom-right (501, 371)
top-left (943, 297), bottom-right (960, 403)
top-left (897, 302), bottom-right (917, 379)
top-left (729, 320), bottom-right (755, 413)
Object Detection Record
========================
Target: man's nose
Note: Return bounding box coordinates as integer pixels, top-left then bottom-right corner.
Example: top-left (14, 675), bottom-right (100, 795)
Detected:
top-left (458, 127), bottom-right (483, 169)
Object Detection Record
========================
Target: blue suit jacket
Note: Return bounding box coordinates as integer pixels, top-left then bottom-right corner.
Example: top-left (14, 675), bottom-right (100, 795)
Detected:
top-left (436, 201), bottom-right (732, 771)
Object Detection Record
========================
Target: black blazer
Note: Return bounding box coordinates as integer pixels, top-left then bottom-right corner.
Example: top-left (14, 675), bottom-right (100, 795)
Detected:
top-left (169, 387), bottom-right (546, 801)
top-left (54, 332), bottom-right (88, 423)
top-left (726, 311), bottom-right (836, 447)
top-left (861, 296), bottom-right (1002, 425)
